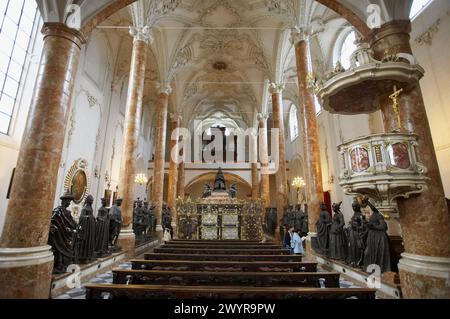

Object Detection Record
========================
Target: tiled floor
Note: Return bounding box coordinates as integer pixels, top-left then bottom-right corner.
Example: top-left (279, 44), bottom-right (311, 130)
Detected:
top-left (55, 262), bottom-right (363, 299)
top-left (54, 262), bottom-right (132, 300)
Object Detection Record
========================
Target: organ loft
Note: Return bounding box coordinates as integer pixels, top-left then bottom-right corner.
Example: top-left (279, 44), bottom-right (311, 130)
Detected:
top-left (0, 0), bottom-right (449, 301)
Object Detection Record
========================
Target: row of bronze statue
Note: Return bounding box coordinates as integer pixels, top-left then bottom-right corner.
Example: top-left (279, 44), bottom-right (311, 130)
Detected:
top-left (316, 199), bottom-right (392, 273)
top-left (132, 198), bottom-right (156, 243)
top-left (48, 192), bottom-right (124, 274)
top-left (264, 204), bottom-right (309, 238)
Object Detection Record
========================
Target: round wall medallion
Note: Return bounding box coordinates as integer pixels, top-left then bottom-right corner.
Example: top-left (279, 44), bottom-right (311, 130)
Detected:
top-left (64, 159), bottom-right (90, 204)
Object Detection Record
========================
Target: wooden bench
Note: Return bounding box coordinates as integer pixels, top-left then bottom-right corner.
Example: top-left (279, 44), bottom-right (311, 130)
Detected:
top-left (162, 244), bottom-right (282, 250)
top-left (171, 240), bottom-right (261, 244)
top-left (85, 284), bottom-right (376, 299)
top-left (144, 253), bottom-right (303, 262)
top-left (112, 269), bottom-right (340, 287)
top-left (131, 260), bottom-right (317, 272)
top-left (154, 247), bottom-right (291, 255)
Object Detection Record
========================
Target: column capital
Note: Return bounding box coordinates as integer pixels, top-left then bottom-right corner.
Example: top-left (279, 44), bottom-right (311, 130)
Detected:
top-left (169, 112), bottom-right (183, 123)
top-left (257, 112), bottom-right (269, 121)
top-left (157, 83), bottom-right (172, 95)
top-left (269, 82), bottom-right (285, 94)
top-left (42, 22), bottom-right (87, 49)
top-left (129, 26), bottom-right (153, 44)
top-left (290, 27), bottom-right (309, 45)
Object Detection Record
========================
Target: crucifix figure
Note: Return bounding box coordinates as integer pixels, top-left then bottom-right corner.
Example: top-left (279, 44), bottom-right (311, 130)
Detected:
top-left (389, 85), bottom-right (403, 130)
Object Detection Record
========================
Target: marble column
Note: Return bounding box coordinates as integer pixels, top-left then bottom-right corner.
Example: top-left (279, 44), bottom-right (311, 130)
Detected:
top-left (370, 21), bottom-right (450, 299)
top-left (0, 23), bottom-right (85, 299)
top-left (117, 26), bottom-right (151, 256)
top-left (292, 29), bottom-right (324, 254)
top-left (177, 162), bottom-right (185, 199)
top-left (167, 114), bottom-right (181, 229)
top-left (258, 113), bottom-right (270, 208)
top-left (152, 86), bottom-right (171, 235)
top-left (270, 84), bottom-right (288, 242)
top-left (251, 125), bottom-right (259, 200)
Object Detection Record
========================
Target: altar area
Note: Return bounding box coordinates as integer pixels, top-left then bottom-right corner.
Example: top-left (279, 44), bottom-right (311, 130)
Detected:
top-left (176, 168), bottom-right (263, 241)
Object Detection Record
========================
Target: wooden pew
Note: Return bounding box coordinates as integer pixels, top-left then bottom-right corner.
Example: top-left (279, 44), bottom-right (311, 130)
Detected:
top-left (171, 240), bottom-right (260, 244)
top-left (131, 259), bottom-right (317, 272)
top-left (166, 241), bottom-right (276, 246)
top-left (162, 244), bottom-right (282, 250)
top-left (154, 247), bottom-right (291, 255)
top-left (144, 253), bottom-right (303, 262)
top-left (85, 284), bottom-right (376, 299)
top-left (112, 269), bottom-right (340, 287)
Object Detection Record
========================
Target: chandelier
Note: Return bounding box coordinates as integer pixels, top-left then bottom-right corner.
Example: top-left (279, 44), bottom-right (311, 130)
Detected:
top-left (134, 173), bottom-right (148, 186)
top-left (292, 176), bottom-right (306, 189)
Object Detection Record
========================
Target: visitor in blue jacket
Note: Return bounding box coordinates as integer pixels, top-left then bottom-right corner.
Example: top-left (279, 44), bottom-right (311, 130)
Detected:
top-left (289, 226), bottom-right (305, 255)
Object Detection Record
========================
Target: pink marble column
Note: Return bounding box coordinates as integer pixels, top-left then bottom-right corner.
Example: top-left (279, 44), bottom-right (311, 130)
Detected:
top-left (251, 124), bottom-right (259, 200)
top-left (0, 23), bottom-right (85, 298)
top-left (117, 26), bottom-right (150, 256)
top-left (152, 87), bottom-right (171, 234)
top-left (292, 30), bottom-right (324, 248)
top-left (167, 114), bottom-right (181, 229)
top-left (370, 21), bottom-right (450, 298)
top-left (177, 162), bottom-right (185, 199)
top-left (258, 113), bottom-right (270, 208)
top-left (270, 84), bottom-right (288, 242)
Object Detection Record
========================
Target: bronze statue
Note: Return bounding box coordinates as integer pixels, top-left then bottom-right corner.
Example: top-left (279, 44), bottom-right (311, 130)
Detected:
top-left (109, 198), bottom-right (123, 251)
top-left (95, 198), bottom-right (110, 257)
top-left (228, 183), bottom-right (237, 198)
top-left (202, 183), bottom-right (212, 198)
top-left (315, 203), bottom-right (331, 255)
top-left (133, 199), bottom-right (146, 240)
top-left (299, 203), bottom-right (309, 237)
top-left (48, 192), bottom-right (77, 274)
top-left (74, 195), bottom-right (97, 263)
top-left (266, 208), bottom-right (277, 236)
top-left (362, 199), bottom-right (392, 273)
top-left (346, 200), bottom-right (367, 267)
top-left (329, 202), bottom-right (347, 260)
top-left (213, 167), bottom-right (226, 191)
top-left (142, 200), bottom-right (152, 238)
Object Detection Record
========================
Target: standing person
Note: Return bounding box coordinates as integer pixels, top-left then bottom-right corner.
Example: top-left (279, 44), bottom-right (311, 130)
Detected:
top-left (289, 227), bottom-right (304, 255)
top-left (282, 224), bottom-right (291, 249)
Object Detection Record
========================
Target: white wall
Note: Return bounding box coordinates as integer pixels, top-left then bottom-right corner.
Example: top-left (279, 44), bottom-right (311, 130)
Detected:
top-left (0, 18), bottom-right (43, 234)
top-left (411, 0), bottom-right (450, 197)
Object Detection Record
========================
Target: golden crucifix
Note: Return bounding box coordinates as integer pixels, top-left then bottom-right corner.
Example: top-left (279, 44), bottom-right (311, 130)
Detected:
top-left (389, 85), bottom-right (403, 130)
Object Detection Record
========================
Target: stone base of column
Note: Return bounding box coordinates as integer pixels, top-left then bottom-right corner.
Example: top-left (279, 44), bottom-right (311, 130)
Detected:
top-left (304, 233), bottom-right (318, 261)
top-left (274, 228), bottom-right (282, 245)
top-left (398, 253), bottom-right (450, 298)
top-left (0, 245), bottom-right (54, 299)
top-left (117, 230), bottom-right (135, 258)
top-left (171, 222), bottom-right (178, 239)
top-left (155, 225), bottom-right (164, 243)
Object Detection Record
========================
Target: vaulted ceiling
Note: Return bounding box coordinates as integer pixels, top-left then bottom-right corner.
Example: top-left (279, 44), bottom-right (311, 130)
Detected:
top-left (37, 0), bottom-right (415, 129)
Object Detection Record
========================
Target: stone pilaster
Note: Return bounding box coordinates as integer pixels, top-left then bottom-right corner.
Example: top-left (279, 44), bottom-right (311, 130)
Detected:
top-left (117, 26), bottom-right (151, 256)
top-left (152, 85), bottom-right (171, 235)
top-left (258, 113), bottom-right (270, 208)
top-left (0, 23), bottom-right (86, 298)
top-left (269, 83), bottom-right (288, 243)
top-left (370, 21), bottom-right (450, 298)
top-left (292, 29), bottom-right (324, 251)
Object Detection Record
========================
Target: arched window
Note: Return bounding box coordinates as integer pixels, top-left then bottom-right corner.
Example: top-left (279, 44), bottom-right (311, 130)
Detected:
top-left (0, 1), bottom-right (39, 135)
top-left (289, 104), bottom-right (299, 141)
top-left (410, 0), bottom-right (433, 20)
top-left (338, 31), bottom-right (357, 70)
